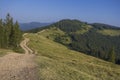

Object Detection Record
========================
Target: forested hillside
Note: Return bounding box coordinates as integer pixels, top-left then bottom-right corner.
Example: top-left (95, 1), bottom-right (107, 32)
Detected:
top-left (0, 14), bottom-right (22, 50)
top-left (28, 19), bottom-right (120, 64)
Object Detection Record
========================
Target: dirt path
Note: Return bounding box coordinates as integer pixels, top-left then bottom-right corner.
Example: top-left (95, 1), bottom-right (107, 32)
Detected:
top-left (20, 38), bottom-right (33, 54)
top-left (0, 35), bottom-right (39, 80)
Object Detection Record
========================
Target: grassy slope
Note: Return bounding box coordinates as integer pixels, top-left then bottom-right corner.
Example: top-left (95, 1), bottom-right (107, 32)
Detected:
top-left (37, 27), bottom-right (65, 40)
top-left (73, 25), bottom-right (92, 34)
top-left (26, 29), bottom-right (120, 80)
top-left (98, 29), bottom-right (120, 36)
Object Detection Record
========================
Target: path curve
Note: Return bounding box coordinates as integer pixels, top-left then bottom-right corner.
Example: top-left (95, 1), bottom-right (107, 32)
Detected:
top-left (0, 34), bottom-right (39, 80)
top-left (20, 38), bottom-right (33, 54)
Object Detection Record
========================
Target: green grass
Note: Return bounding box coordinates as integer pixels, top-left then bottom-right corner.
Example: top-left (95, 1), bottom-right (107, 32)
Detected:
top-left (26, 30), bottom-right (120, 80)
top-left (98, 29), bottom-right (120, 36)
top-left (37, 27), bottom-right (71, 45)
top-left (37, 27), bottom-right (65, 40)
top-left (70, 25), bottom-right (92, 34)
top-left (0, 49), bottom-right (13, 57)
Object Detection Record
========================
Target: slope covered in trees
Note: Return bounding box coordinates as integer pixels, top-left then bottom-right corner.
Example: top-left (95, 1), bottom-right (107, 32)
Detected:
top-left (27, 19), bottom-right (120, 64)
top-left (0, 14), bottom-right (22, 50)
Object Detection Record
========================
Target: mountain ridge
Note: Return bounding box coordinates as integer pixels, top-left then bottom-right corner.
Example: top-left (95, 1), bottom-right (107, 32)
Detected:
top-left (27, 19), bottom-right (120, 33)
top-left (27, 19), bottom-right (120, 64)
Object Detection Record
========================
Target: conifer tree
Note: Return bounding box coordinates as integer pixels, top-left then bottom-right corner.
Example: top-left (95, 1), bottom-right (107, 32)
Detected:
top-left (4, 13), bottom-right (13, 47)
top-left (0, 19), bottom-right (3, 47)
top-left (108, 47), bottom-right (116, 63)
top-left (11, 21), bottom-right (22, 47)
top-left (0, 13), bottom-right (22, 48)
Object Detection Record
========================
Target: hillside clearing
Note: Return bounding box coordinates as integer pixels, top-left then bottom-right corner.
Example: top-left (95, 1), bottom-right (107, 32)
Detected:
top-left (98, 29), bottom-right (120, 36)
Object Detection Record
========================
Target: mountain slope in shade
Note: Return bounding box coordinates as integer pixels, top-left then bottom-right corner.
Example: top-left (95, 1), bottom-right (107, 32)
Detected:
top-left (19, 22), bottom-right (51, 31)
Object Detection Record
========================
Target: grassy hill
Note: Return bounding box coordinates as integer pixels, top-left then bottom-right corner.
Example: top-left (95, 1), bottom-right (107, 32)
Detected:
top-left (25, 29), bottom-right (120, 80)
top-left (27, 19), bottom-right (120, 64)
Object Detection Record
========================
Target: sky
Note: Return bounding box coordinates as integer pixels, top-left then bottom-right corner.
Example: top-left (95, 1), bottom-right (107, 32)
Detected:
top-left (0, 0), bottom-right (120, 26)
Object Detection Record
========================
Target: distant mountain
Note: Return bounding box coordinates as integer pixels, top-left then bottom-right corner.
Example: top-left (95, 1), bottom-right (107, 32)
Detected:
top-left (19, 22), bottom-right (51, 31)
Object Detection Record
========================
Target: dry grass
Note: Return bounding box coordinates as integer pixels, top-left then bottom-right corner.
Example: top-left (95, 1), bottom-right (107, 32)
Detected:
top-left (98, 29), bottom-right (120, 36)
top-left (26, 29), bottom-right (120, 80)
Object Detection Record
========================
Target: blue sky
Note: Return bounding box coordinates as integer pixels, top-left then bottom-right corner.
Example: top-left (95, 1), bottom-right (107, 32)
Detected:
top-left (0, 0), bottom-right (120, 26)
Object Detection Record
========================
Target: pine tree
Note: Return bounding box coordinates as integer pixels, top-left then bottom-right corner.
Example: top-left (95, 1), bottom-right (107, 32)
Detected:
top-left (11, 21), bottom-right (22, 47)
top-left (0, 19), bottom-right (3, 47)
top-left (4, 13), bottom-right (13, 47)
top-left (108, 47), bottom-right (116, 63)
top-left (9, 18), bottom-right (14, 46)
top-left (0, 13), bottom-right (22, 48)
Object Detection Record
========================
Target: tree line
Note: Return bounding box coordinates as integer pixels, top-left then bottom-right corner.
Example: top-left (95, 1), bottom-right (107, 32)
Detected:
top-left (0, 14), bottom-right (22, 49)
